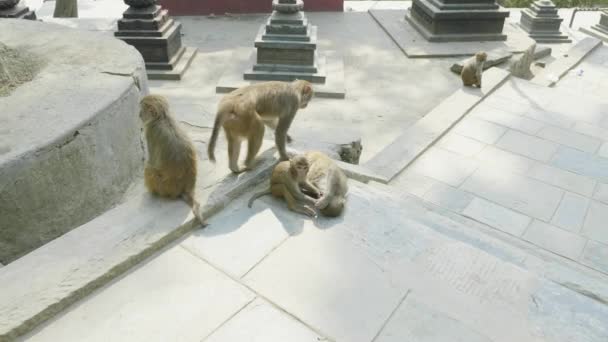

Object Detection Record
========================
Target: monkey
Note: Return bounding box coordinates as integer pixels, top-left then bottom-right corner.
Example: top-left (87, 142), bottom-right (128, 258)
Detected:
top-left (461, 52), bottom-right (487, 88)
top-left (139, 95), bottom-right (206, 226)
top-left (208, 80), bottom-right (314, 174)
top-left (303, 151), bottom-right (348, 217)
top-left (248, 154), bottom-right (320, 218)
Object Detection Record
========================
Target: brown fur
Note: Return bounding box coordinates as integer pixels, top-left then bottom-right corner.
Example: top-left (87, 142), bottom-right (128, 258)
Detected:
top-left (461, 52), bottom-right (487, 88)
top-left (140, 95), bottom-right (206, 226)
top-left (208, 80), bottom-right (314, 174)
top-left (304, 151), bottom-right (348, 217)
top-left (248, 155), bottom-right (320, 217)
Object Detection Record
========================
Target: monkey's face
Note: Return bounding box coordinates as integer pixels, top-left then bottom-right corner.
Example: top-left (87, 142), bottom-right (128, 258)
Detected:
top-left (291, 156), bottom-right (309, 180)
top-left (476, 52), bottom-right (487, 62)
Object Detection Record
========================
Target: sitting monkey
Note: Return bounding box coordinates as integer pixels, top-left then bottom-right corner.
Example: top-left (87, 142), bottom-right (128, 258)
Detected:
top-left (304, 151), bottom-right (348, 217)
top-left (248, 155), bottom-right (320, 218)
top-left (461, 52), bottom-right (487, 88)
top-left (208, 80), bottom-right (314, 174)
top-left (140, 95), bottom-right (206, 225)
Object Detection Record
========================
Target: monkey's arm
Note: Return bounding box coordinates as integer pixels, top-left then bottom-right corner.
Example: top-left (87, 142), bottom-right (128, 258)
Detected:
top-left (300, 180), bottom-right (322, 198)
top-left (285, 178), bottom-right (316, 206)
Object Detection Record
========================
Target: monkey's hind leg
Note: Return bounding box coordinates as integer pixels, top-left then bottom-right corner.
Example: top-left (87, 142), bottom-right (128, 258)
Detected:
top-left (280, 184), bottom-right (317, 218)
top-left (182, 192), bottom-right (208, 227)
top-left (227, 133), bottom-right (244, 174)
top-left (245, 118), bottom-right (265, 170)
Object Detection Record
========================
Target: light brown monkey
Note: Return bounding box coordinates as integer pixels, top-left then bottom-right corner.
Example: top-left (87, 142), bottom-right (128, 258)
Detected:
top-left (461, 52), bottom-right (487, 88)
top-left (248, 155), bottom-right (320, 217)
top-left (304, 151), bottom-right (348, 217)
top-left (208, 80), bottom-right (314, 174)
top-left (140, 95), bottom-right (206, 225)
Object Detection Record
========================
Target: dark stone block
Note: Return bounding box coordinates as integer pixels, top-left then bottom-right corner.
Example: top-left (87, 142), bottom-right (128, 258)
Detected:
top-left (117, 10), bottom-right (168, 31)
top-left (257, 47), bottom-right (314, 66)
top-left (0, 5), bottom-right (36, 19)
top-left (123, 5), bottom-right (161, 19)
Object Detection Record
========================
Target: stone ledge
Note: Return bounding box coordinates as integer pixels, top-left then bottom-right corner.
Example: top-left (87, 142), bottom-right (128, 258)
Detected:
top-left (580, 26), bottom-right (608, 43)
top-left (363, 68), bottom-right (510, 183)
top-left (531, 37), bottom-right (602, 87)
top-left (0, 147), bottom-right (278, 340)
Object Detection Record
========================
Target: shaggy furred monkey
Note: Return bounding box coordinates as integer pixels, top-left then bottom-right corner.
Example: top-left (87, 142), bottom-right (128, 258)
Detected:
top-left (140, 95), bottom-right (206, 225)
top-left (208, 80), bottom-right (314, 174)
top-left (304, 151), bottom-right (348, 217)
top-left (461, 52), bottom-right (487, 88)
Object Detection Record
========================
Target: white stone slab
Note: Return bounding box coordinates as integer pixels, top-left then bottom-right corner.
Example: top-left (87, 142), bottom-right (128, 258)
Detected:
top-left (462, 197), bottom-right (532, 237)
top-left (573, 122), bottom-right (608, 141)
top-left (523, 220), bottom-right (587, 261)
top-left (598, 142), bottom-right (608, 159)
top-left (496, 130), bottom-right (559, 162)
top-left (582, 200), bottom-right (608, 245)
top-left (390, 171), bottom-right (438, 197)
top-left (581, 240), bottom-right (608, 274)
top-left (423, 181), bottom-right (475, 213)
top-left (204, 298), bottom-right (323, 342)
top-left (551, 192), bottom-right (590, 233)
top-left (363, 68), bottom-right (510, 182)
top-left (537, 126), bottom-right (601, 153)
top-left (527, 163), bottom-right (596, 197)
top-left (23, 246), bottom-right (254, 342)
top-left (470, 104), bottom-right (545, 135)
top-left (437, 133), bottom-right (487, 157)
top-left (368, 10), bottom-right (536, 58)
top-left (551, 146), bottom-right (608, 183)
top-left (461, 166), bottom-right (564, 221)
top-left (454, 118), bottom-right (508, 144)
top-left (593, 182), bottom-right (608, 204)
top-left (532, 37), bottom-right (602, 87)
top-left (409, 147), bottom-right (479, 187)
top-left (475, 145), bottom-right (536, 175)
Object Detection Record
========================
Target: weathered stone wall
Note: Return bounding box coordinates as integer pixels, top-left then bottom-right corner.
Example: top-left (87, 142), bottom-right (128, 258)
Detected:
top-left (0, 20), bottom-right (148, 264)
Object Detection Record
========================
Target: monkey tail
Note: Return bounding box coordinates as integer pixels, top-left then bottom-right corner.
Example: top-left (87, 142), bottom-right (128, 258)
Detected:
top-left (207, 112), bottom-right (223, 163)
top-left (181, 192), bottom-right (208, 227)
top-left (248, 189), bottom-right (272, 208)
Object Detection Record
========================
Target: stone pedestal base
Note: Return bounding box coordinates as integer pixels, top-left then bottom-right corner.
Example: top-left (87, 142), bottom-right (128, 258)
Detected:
top-left (114, 5), bottom-right (196, 80)
top-left (580, 11), bottom-right (608, 43)
top-left (519, 0), bottom-right (571, 44)
top-left (405, 0), bottom-right (509, 42)
top-left (0, 5), bottom-right (36, 19)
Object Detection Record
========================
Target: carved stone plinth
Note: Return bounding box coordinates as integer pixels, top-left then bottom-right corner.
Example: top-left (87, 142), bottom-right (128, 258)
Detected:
top-left (405, 0), bottom-right (510, 42)
top-left (114, 2), bottom-right (196, 80)
top-left (0, 0), bottom-right (36, 19)
top-left (581, 10), bottom-right (608, 43)
top-left (244, 0), bottom-right (326, 83)
top-left (519, 0), bottom-right (571, 43)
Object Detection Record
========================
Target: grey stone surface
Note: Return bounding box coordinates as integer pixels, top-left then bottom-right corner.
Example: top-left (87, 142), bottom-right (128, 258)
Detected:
top-left (437, 133), bottom-right (486, 157)
top-left (470, 104), bottom-right (545, 135)
top-left (409, 147), bottom-right (479, 187)
top-left (423, 181), bottom-right (475, 212)
top-left (537, 125), bottom-right (601, 153)
top-left (495, 130), bottom-right (558, 162)
top-left (454, 117), bottom-right (507, 144)
top-left (363, 68), bottom-right (509, 183)
top-left (551, 192), bottom-right (590, 233)
top-left (451, 50), bottom-right (513, 74)
top-left (581, 240), bottom-right (608, 274)
top-left (462, 197), bottom-right (532, 237)
top-left (475, 145), bottom-right (536, 175)
top-left (580, 11), bottom-right (608, 43)
top-left (369, 9), bottom-right (536, 57)
top-left (0, 20), bottom-right (147, 264)
top-left (509, 43), bottom-right (535, 79)
top-left (523, 220), bottom-right (587, 260)
top-left (527, 163), bottom-right (596, 197)
top-left (22, 246), bottom-right (255, 342)
top-left (551, 147), bottom-right (608, 183)
top-left (582, 200), bottom-right (608, 245)
top-left (519, 0), bottom-right (571, 44)
top-left (532, 37), bottom-right (602, 86)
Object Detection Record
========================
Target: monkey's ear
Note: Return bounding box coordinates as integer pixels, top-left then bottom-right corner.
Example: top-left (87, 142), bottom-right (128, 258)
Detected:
top-left (303, 84), bottom-right (312, 95)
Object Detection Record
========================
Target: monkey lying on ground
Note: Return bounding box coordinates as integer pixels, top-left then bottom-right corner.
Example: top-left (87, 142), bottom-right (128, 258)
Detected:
top-left (140, 95), bottom-right (206, 226)
top-left (461, 52), bottom-right (487, 88)
top-left (304, 151), bottom-right (348, 217)
top-left (248, 155), bottom-right (320, 217)
top-left (208, 80), bottom-right (314, 174)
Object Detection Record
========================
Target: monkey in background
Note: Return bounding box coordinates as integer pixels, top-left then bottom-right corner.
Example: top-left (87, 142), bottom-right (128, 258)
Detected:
top-left (140, 95), bottom-right (206, 226)
top-left (304, 151), bottom-right (348, 217)
top-left (461, 52), bottom-right (487, 88)
top-left (208, 80), bottom-right (314, 174)
top-left (248, 155), bottom-right (320, 218)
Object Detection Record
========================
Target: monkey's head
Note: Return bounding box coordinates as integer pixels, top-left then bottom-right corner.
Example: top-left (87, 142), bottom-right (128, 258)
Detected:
top-left (475, 52), bottom-right (487, 62)
top-left (139, 95), bottom-right (169, 124)
top-left (294, 80), bottom-right (314, 109)
top-left (289, 155), bottom-right (310, 180)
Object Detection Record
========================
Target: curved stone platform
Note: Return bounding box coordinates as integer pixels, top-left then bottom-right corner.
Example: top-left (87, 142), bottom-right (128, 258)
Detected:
top-left (0, 20), bottom-right (148, 264)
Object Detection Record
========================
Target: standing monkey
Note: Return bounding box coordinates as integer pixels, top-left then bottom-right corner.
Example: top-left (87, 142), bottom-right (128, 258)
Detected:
top-left (461, 52), bottom-right (487, 88)
top-left (304, 151), bottom-right (348, 217)
top-left (140, 95), bottom-right (206, 225)
top-left (248, 155), bottom-right (320, 217)
top-left (208, 80), bottom-right (314, 174)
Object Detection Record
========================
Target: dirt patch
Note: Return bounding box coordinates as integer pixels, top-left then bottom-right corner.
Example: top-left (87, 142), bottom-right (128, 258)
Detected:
top-left (0, 42), bottom-right (44, 97)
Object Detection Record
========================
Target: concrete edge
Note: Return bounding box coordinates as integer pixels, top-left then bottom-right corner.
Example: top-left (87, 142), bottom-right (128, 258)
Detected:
top-left (531, 36), bottom-right (602, 87)
top-left (363, 68), bottom-right (510, 183)
top-left (0, 149), bottom-right (278, 340)
top-left (580, 26), bottom-right (608, 43)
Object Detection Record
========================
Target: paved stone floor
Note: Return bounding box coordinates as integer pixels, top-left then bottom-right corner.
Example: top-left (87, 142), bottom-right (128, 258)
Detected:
top-left (15, 1), bottom-right (608, 341)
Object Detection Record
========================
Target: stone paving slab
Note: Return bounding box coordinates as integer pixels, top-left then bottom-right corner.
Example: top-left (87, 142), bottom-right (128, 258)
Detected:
top-left (368, 9), bottom-right (536, 58)
top-left (363, 68), bottom-right (509, 183)
top-left (531, 37), bottom-right (602, 87)
top-left (216, 48), bottom-right (346, 99)
top-left (22, 246), bottom-right (255, 342)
